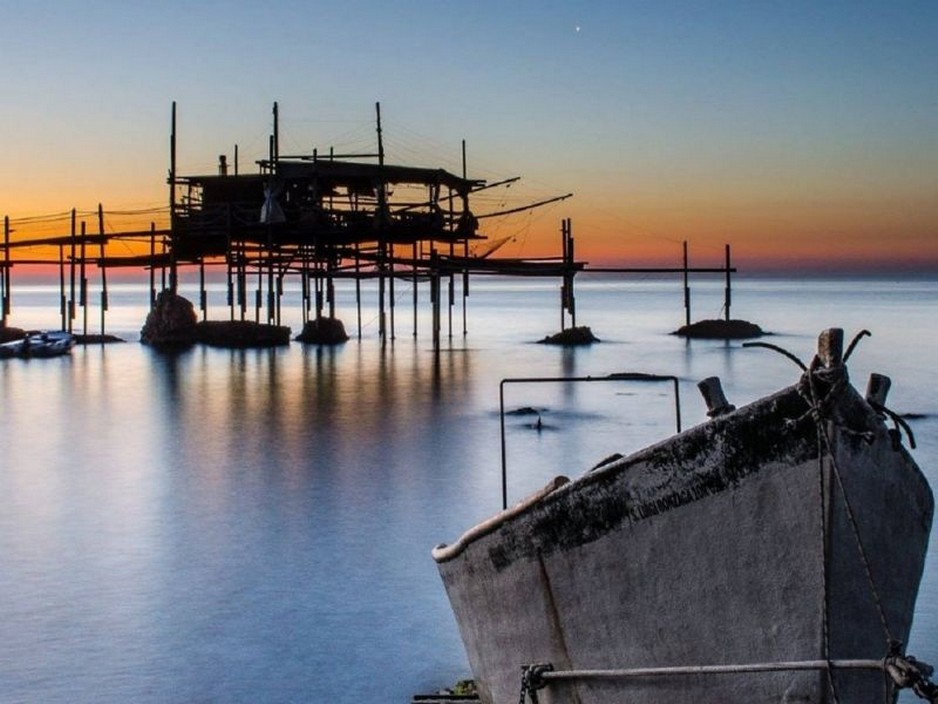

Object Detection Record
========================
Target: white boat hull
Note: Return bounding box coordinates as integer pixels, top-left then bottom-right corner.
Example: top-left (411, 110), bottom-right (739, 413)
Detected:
top-left (434, 374), bottom-right (932, 704)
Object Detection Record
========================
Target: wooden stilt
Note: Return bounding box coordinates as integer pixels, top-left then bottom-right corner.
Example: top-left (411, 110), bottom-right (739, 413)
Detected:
top-left (98, 204), bottom-right (108, 337)
top-left (2, 216), bottom-right (9, 326)
top-left (68, 209), bottom-right (76, 333)
top-left (683, 240), bottom-right (691, 327)
top-left (80, 221), bottom-right (88, 336)
top-left (149, 223), bottom-right (156, 309)
top-left (58, 244), bottom-right (66, 330)
top-left (724, 244), bottom-right (732, 322)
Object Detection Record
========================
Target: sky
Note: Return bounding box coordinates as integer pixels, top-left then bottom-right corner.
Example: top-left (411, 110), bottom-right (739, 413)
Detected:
top-left (0, 1), bottom-right (935, 274)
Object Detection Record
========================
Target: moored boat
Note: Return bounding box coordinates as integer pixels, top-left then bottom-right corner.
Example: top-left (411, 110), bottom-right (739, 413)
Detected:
top-left (0, 330), bottom-right (76, 358)
top-left (433, 329), bottom-right (935, 704)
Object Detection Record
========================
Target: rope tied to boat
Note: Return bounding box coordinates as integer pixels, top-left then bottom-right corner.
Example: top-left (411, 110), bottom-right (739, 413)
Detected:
top-left (745, 330), bottom-right (896, 703)
top-left (885, 642), bottom-right (938, 703)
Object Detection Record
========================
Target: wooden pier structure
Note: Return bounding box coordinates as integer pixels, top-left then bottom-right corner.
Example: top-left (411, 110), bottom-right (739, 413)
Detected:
top-left (0, 102), bottom-right (737, 345)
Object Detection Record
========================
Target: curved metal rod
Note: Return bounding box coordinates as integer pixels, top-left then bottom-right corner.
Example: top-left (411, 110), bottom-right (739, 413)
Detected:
top-left (741, 341), bottom-right (807, 371)
top-left (870, 401), bottom-right (918, 450)
top-left (843, 329), bottom-right (872, 362)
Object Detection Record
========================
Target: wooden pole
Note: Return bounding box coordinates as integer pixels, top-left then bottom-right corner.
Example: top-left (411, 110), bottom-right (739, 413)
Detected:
top-left (80, 220), bottom-right (87, 336)
top-left (567, 218), bottom-right (576, 328)
top-left (3, 216), bottom-right (11, 326)
top-left (354, 242), bottom-right (362, 340)
top-left (431, 248), bottom-right (440, 351)
top-left (199, 259), bottom-right (207, 321)
top-left (68, 209), bottom-right (76, 333)
top-left (683, 240), bottom-right (691, 327)
top-left (58, 244), bottom-right (66, 330)
top-left (98, 204), bottom-right (108, 337)
top-left (272, 102), bottom-right (279, 162)
top-left (169, 101), bottom-right (178, 294)
top-left (461, 140), bottom-right (469, 336)
top-left (724, 243), bottom-right (732, 322)
top-left (561, 219), bottom-right (568, 331)
top-left (149, 223), bottom-right (156, 308)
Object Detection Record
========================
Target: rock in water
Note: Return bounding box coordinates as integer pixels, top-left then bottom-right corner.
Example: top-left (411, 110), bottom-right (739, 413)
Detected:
top-left (140, 291), bottom-right (198, 346)
top-left (673, 319), bottom-right (764, 340)
top-left (296, 317), bottom-right (349, 345)
top-left (538, 326), bottom-right (599, 346)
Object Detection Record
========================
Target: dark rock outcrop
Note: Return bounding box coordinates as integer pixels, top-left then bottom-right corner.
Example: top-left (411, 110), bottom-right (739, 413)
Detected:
top-left (0, 326), bottom-right (26, 343)
top-left (140, 291), bottom-right (198, 346)
top-left (673, 319), bottom-right (765, 340)
top-left (141, 291), bottom-right (291, 348)
top-left (538, 326), bottom-right (599, 346)
top-left (296, 317), bottom-right (349, 345)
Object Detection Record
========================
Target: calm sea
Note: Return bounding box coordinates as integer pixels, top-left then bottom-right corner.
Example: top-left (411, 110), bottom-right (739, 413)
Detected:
top-left (1, 274), bottom-right (936, 703)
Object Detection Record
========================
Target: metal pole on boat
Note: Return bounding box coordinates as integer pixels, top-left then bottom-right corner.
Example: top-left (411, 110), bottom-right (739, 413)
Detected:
top-left (499, 380), bottom-right (509, 510)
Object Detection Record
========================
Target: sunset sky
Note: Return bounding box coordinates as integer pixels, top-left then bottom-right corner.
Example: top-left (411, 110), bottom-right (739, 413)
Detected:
top-left (0, 1), bottom-right (935, 273)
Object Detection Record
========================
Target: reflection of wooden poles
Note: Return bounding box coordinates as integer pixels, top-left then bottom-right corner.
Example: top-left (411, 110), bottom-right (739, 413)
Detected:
top-left (389, 243), bottom-right (396, 340)
top-left (412, 241), bottom-right (419, 337)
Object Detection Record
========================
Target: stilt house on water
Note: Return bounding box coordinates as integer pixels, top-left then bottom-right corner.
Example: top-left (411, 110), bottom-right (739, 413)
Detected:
top-left (165, 102), bottom-right (575, 340)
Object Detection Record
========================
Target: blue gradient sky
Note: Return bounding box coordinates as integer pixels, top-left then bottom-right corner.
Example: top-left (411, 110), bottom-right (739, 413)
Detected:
top-left (1, 1), bottom-right (935, 271)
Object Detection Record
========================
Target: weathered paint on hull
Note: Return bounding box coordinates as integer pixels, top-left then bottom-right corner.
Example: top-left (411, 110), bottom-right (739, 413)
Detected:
top-left (434, 381), bottom-right (932, 704)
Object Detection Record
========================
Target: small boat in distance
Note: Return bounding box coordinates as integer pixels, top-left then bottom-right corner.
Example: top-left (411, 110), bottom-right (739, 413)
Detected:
top-left (0, 330), bottom-right (76, 359)
top-left (433, 329), bottom-right (935, 704)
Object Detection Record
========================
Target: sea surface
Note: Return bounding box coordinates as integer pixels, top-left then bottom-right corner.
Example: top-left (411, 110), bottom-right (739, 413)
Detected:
top-left (1, 274), bottom-right (936, 703)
